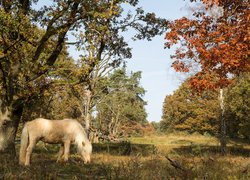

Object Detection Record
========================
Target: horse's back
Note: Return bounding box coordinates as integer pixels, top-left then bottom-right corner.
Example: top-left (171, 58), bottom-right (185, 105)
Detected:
top-left (26, 118), bottom-right (78, 126)
top-left (25, 118), bottom-right (51, 129)
top-left (26, 118), bottom-right (50, 125)
top-left (25, 118), bottom-right (83, 133)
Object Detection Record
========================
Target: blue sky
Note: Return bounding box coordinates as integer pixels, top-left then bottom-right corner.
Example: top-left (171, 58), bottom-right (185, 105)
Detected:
top-left (125, 0), bottom-right (189, 122)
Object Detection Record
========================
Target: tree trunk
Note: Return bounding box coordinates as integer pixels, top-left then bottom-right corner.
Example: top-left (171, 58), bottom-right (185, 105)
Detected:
top-left (85, 112), bottom-right (91, 138)
top-left (0, 104), bottom-right (23, 157)
top-left (84, 89), bottom-right (92, 138)
top-left (219, 88), bottom-right (227, 154)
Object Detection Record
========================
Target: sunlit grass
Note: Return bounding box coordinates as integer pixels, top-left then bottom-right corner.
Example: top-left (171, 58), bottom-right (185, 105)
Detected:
top-left (129, 132), bottom-right (218, 145)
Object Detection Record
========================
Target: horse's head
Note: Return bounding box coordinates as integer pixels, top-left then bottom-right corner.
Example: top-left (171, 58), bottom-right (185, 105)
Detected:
top-left (79, 141), bottom-right (92, 164)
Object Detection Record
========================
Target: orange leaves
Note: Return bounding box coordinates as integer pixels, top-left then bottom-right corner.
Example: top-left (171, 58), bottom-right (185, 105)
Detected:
top-left (164, 18), bottom-right (193, 48)
top-left (201, 0), bottom-right (219, 4)
top-left (171, 61), bottom-right (190, 73)
top-left (164, 31), bottom-right (179, 48)
top-left (189, 73), bottom-right (231, 93)
top-left (165, 0), bottom-right (249, 92)
top-left (190, 74), bottom-right (215, 92)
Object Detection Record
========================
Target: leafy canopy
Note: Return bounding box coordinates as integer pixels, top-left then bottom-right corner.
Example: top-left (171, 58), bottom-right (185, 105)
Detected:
top-left (165, 0), bottom-right (249, 91)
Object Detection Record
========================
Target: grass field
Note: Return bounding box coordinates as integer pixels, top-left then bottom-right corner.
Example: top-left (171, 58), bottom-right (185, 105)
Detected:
top-left (0, 133), bottom-right (249, 179)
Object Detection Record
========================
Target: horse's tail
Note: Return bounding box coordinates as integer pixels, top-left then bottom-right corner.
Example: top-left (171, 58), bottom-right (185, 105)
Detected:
top-left (19, 124), bottom-right (29, 165)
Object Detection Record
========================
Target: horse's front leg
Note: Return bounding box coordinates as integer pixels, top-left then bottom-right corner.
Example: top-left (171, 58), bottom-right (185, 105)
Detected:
top-left (57, 144), bottom-right (64, 162)
top-left (25, 139), bottom-right (36, 166)
top-left (62, 140), bottom-right (70, 162)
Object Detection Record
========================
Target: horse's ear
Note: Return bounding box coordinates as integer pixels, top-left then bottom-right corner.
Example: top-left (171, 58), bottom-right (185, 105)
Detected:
top-left (82, 141), bottom-right (85, 146)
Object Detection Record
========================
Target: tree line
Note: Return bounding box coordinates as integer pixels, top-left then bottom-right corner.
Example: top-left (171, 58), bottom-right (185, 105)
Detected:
top-left (160, 73), bottom-right (250, 140)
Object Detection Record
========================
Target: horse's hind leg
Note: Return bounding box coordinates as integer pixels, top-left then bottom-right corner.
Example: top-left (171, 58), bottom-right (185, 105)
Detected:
top-left (57, 144), bottom-right (64, 162)
top-left (25, 138), bottom-right (36, 166)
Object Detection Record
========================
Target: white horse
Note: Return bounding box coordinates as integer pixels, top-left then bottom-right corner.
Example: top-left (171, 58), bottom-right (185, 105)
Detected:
top-left (19, 118), bottom-right (92, 166)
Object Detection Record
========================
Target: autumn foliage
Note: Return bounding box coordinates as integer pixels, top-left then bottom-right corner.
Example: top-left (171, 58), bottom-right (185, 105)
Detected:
top-left (161, 80), bottom-right (220, 134)
top-left (161, 73), bottom-right (250, 138)
top-left (165, 0), bottom-right (249, 91)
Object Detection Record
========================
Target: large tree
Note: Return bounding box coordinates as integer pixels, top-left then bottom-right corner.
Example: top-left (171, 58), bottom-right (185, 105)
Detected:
top-left (0, 0), bottom-right (114, 154)
top-left (68, 0), bottom-right (167, 136)
top-left (165, 0), bottom-right (249, 153)
top-left (0, 1), bottom-right (82, 154)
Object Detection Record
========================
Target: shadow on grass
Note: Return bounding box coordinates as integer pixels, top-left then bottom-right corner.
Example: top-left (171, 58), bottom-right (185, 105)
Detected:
top-left (171, 144), bottom-right (250, 157)
top-left (93, 142), bottom-right (157, 156)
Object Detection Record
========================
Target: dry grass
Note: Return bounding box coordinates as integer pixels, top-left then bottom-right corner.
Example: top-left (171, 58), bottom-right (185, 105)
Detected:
top-left (0, 133), bottom-right (250, 179)
top-left (130, 132), bottom-right (250, 155)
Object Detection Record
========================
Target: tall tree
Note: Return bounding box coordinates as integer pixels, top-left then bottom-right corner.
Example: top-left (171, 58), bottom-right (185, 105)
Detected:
top-left (165, 0), bottom-right (249, 153)
top-left (69, 0), bottom-right (167, 135)
top-left (95, 68), bottom-right (147, 138)
top-left (0, 0), bottom-right (113, 154)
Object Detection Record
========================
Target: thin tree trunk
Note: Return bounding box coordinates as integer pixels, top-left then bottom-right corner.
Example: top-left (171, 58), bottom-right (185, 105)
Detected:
top-left (84, 90), bottom-right (92, 138)
top-left (219, 88), bottom-right (227, 154)
top-left (85, 112), bottom-right (91, 138)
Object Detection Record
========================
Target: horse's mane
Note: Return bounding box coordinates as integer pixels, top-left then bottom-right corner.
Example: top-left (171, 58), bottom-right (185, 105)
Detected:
top-left (75, 129), bottom-right (92, 154)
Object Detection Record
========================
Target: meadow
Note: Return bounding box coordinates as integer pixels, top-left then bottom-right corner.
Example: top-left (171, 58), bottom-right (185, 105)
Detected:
top-left (0, 132), bottom-right (249, 179)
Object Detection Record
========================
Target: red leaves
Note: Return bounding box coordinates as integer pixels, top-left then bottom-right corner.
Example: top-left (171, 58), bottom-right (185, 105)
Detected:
top-left (165, 0), bottom-right (250, 92)
top-left (171, 61), bottom-right (190, 73)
